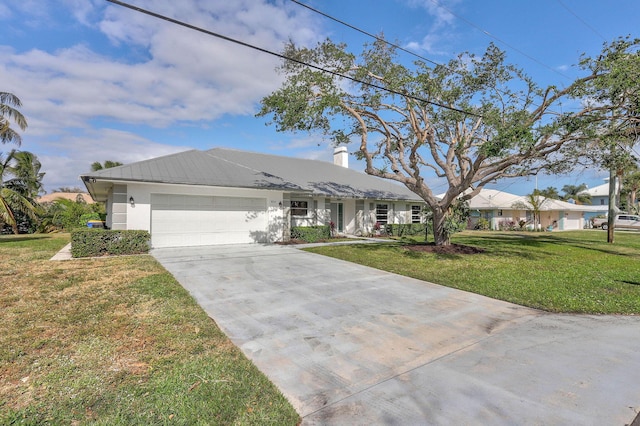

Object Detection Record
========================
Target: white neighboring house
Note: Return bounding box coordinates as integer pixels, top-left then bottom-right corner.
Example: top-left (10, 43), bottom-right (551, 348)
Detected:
top-left (467, 189), bottom-right (608, 231)
top-left (80, 147), bottom-right (426, 248)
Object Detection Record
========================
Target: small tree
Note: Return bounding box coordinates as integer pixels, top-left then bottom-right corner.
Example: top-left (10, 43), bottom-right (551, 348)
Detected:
top-left (91, 160), bottom-right (123, 171)
top-left (512, 192), bottom-right (548, 231)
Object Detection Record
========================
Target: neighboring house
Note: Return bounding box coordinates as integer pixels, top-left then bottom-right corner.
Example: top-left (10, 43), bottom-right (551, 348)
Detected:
top-left (80, 147), bottom-right (426, 248)
top-left (579, 178), bottom-right (621, 221)
top-left (37, 192), bottom-right (94, 204)
top-left (467, 189), bottom-right (607, 231)
top-left (581, 178), bottom-right (615, 208)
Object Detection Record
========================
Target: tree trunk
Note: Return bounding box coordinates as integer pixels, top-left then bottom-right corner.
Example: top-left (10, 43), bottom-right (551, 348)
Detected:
top-left (607, 166), bottom-right (616, 244)
top-left (432, 208), bottom-right (451, 246)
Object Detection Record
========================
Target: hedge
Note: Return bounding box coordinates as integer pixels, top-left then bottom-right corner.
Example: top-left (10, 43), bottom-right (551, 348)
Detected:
top-left (71, 229), bottom-right (151, 258)
top-left (290, 225), bottom-right (330, 243)
top-left (385, 223), bottom-right (430, 237)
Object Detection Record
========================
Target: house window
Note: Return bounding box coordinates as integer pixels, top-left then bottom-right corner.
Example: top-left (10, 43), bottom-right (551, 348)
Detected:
top-left (376, 204), bottom-right (388, 225)
top-left (411, 205), bottom-right (422, 224)
top-left (290, 201), bottom-right (308, 216)
top-left (600, 199), bottom-right (605, 205)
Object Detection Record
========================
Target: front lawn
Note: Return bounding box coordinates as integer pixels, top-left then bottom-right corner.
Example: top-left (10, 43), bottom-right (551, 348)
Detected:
top-left (305, 230), bottom-right (640, 314)
top-left (0, 233), bottom-right (299, 425)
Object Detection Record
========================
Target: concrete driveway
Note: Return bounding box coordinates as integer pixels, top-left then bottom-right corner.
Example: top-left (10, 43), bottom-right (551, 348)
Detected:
top-left (152, 244), bottom-right (640, 425)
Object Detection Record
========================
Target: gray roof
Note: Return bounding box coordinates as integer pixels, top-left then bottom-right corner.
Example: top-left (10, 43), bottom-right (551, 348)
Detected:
top-left (81, 147), bottom-right (422, 202)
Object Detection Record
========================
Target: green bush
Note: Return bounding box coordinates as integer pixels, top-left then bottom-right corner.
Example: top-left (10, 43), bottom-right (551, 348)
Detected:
top-left (386, 223), bottom-right (428, 237)
top-left (71, 229), bottom-right (150, 258)
top-left (290, 225), bottom-right (330, 243)
top-left (475, 217), bottom-right (490, 230)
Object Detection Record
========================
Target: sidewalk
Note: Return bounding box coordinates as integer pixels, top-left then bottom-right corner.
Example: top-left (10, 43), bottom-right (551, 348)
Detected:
top-left (50, 243), bottom-right (72, 261)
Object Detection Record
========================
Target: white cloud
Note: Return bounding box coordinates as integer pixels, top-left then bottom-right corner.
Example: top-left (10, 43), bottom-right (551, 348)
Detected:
top-left (36, 128), bottom-right (190, 191)
top-left (403, 0), bottom-right (462, 55)
top-left (0, 1), bottom-right (325, 191)
top-left (0, 4), bottom-right (11, 19)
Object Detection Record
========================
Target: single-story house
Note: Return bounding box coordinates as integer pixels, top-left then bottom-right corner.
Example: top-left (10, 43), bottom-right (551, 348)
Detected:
top-left (467, 189), bottom-right (608, 230)
top-left (80, 147), bottom-right (426, 248)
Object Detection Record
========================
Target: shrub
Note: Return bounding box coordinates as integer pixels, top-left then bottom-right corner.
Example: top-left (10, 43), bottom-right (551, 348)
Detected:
top-left (475, 217), bottom-right (491, 230)
top-left (290, 225), bottom-right (330, 243)
top-left (386, 223), bottom-right (428, 237)
top-left (71, 229), bottom-right (150, 258)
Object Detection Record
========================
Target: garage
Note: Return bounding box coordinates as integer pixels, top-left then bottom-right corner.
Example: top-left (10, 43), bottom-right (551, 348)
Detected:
top-left (561, 211), bottom-right (584, 230)
top-left (150, 194), bottom-right (268, 248)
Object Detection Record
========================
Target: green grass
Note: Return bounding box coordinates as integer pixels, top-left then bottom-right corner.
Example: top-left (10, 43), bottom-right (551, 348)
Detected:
top-left (305, 230), bottom-right (640, 314)
top-left (0, 233), bottom-right (299, 425)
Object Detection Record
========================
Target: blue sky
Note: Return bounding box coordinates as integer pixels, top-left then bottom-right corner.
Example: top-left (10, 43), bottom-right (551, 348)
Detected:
top-left (1, 0), bottom-right (639, 195)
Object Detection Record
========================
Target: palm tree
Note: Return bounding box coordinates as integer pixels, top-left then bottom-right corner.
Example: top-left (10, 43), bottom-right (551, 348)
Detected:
top-left (536, 187), bottom-right (560, 199)
top-left (0, 92), bottom-right (28, 146)
top-left (0, 150), bottom-right (42, 234)
top-left (91, 160), bottom-right (123, 171)
top-left (512, 193), bottom-right (548, 231)
top-left (561, 184), bottom-right (591, 205)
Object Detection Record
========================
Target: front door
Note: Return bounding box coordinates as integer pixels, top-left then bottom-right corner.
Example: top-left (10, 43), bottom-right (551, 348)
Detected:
top-left (330, 202), bottom-right (344, 233)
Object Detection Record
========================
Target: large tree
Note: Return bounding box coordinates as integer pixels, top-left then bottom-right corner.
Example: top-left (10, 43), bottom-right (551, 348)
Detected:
top-left (573, 37), bottom-right (640, 242)
top-left (0, 92), bottom-right (27, 146)
top-left (259, 38), bottom-right (639, 245)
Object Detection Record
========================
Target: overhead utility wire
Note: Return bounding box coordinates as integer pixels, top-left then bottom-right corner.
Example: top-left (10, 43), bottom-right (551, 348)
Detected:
top-left (428, 0), bottom-right (572, 81)
top-left (289, 0), bottom-right (444, 69)
top-left (290, 0), bottom-right (568, 115)
top-left (556, 0), bottom-right (606, 41)
top-left (106, 0), bottom-right (481, 117)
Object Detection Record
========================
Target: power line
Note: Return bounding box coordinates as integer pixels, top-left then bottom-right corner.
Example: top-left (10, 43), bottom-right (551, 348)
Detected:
top-left (289, 0), bottom-right (445, 69)
top-left (289, 0), bottom-right (567, 115)
top-left (556, 0), bottom-right (606, 41)
top-left (105, 0), bottom-right (481, 117)
top-left (427, 0), bottom-right (572, 80)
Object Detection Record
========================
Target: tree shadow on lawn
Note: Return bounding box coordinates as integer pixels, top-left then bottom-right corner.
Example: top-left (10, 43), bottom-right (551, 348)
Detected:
top-left (399, 234), bottom-right (548, 260)
top-left (0, 235), bottom-right (53, 244)
top-left (534, 233), bottom-right (640, 258)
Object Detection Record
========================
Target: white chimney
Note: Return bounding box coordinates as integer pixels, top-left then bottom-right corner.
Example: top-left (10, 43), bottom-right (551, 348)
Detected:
top-left (333, 146), bottom-right (348, 168)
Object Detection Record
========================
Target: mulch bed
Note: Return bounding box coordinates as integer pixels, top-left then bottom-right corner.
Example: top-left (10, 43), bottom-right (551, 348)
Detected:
top-left (404, 243), bottom-right (485, 255)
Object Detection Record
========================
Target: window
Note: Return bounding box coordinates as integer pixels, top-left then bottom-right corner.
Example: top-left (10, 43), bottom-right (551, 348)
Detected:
top-left (376, 204), bottom-right (388, 225)
top-left (600, 199), bottom-right (605, 205)
top-left (411, 205), bottom-right (422, 224)
top-left (290, 200), bottom-right (308, 216)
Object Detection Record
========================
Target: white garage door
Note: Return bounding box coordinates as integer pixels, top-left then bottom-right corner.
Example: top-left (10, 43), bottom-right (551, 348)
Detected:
top-left (562, 212), bottom-right (583, 230)
top-left (151, 194), bottom-right (268, 248)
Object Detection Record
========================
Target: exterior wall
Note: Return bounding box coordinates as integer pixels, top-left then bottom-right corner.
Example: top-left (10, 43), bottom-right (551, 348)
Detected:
top-left (289, 197), bottom-right (424, 236)
top-left (124, 182), bottom-right (285, 242)
top-left (491, 209), bottom-right (526, 230)
top-left (591, 195), bottom-right (608, 207)
top-left (109, 181), bottom-right (423, 243)
top-left (110, 184), bottom-right (128, 230)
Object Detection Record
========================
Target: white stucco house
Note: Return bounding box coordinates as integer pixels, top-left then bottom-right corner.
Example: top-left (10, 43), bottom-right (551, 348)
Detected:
top-left (81, 147), bottom-right (426, 248)
top-left (467, 189), bottom-right (608, 231)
